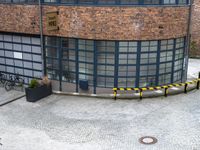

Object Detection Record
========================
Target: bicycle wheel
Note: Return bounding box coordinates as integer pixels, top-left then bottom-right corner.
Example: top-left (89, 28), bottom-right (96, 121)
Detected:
top-left (0, 75), bottom-right (6, 85)
top-left (0, 78), bottom-right (6, 85)
top-left (15, 78), bottom-right (24, 87)
top-left (5, 81), bottom-right (12, 91)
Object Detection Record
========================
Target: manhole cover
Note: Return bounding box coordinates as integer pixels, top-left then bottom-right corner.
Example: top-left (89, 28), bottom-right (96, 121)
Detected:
top-left (139, 136), bottom-right (158, 145)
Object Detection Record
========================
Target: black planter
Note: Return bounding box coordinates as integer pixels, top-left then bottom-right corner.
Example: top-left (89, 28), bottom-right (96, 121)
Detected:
top-left (25, 84), bottom-right (52, 102)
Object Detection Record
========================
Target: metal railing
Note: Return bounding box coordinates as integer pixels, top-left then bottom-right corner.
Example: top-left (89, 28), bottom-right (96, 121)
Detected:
top-left (113, 72), bottom-right (200, 100)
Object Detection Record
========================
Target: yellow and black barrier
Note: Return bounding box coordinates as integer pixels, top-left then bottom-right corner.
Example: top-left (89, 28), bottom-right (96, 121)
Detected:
top-left (113, 74), bottom-right (200, 100)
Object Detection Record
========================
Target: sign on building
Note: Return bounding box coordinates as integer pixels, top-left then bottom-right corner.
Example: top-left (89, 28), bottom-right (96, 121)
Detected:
top-left (46, 11), bottom-right (59, 31)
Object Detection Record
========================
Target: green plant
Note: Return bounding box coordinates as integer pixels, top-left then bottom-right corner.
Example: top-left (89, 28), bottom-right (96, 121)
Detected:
top-left (29, 79), bottom-right (39, 88)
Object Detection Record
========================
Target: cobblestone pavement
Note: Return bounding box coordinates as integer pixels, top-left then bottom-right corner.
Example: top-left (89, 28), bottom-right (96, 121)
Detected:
top-left (188, 58), bottom-right (200, 79)
top-left (0, 89), bottom-right (200, 150)
top-left (0, 87), bottom-right (24, 106)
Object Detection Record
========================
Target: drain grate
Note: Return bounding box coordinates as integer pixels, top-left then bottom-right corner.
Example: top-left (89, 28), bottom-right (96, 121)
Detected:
top-left (139, 136), bottom-right (158, 145)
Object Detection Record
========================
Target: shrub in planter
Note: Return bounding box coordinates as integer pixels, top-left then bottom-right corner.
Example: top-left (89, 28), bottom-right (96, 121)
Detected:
top-left (25, 77), bottom-right (52, 102)
top-left (28, 79), bottom-right (39, 88)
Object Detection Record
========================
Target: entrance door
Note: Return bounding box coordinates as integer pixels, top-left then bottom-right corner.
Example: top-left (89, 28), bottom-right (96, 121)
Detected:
top-left (60, 38), bottom-right (77, 93)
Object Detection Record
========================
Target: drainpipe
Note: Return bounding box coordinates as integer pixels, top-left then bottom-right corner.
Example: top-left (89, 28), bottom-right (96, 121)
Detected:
top-left (185, 0), bottom-right (193, 80)
top-left (38, 0), bottom-right (45, 77)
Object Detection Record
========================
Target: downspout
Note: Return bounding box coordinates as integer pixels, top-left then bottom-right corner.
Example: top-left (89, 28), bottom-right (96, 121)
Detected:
top-left (38, 0), bottom-right (45, 76)
top-left (185, 0), bottom-right (193, 80)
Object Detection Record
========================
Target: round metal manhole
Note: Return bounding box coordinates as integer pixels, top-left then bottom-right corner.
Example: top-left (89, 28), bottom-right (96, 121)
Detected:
top-left (139, 136), bottom-right (158, 145)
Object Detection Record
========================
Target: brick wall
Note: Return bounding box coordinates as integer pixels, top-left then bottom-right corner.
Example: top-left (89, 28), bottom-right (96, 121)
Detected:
top-left (0, 5), bottom-right (40, 35)
top-left (0, 4), bottom-right (189, 40)
top-left (191, 0), bottom-right (200, 57)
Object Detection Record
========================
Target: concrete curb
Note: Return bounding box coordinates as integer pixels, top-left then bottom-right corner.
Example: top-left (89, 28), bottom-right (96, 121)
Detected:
top-left (53, 82), bottom-right (199, 100)
top-left (0, 95), bottom-right (25, 107)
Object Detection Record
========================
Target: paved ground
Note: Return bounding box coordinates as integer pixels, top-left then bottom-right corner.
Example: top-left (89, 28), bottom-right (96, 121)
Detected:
top-left (188, 58), bottom-right (200, 79)
top-left (0, 90), bottom-right (200, 150)
top-left (0, 87), bottom-right (24, 106)
top-left (0, 58), bottom-right (199, 150)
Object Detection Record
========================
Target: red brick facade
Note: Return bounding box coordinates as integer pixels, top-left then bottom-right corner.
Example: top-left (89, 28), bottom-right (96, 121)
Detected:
top-left (191, 0), bottom-right (200, 57)
top-left (0, 4), bottom-right (189, 41)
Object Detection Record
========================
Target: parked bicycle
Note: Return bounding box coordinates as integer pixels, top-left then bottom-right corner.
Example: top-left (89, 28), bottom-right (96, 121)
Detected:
top-left (0, 72), bottom-right (6, 85)
top-left (5, 74), bottom-right (24, 91)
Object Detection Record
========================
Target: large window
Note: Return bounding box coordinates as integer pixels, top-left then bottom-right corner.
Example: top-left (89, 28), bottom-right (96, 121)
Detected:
top-left (0, 33), bottom-right (42, 84)
top-left (78, 40), bottom-right (94, 85)
top-left (179, 0), bottom-right (187, 4)
top-left (45, 37), bottom-right (60, 80)
top-left (120, 0), bottom-right (139, 4)
top-left (118, 41), bottom-right (137, 87)
top-left (159, 39), bottom-right (174, 85)
top-left (98, 0), bottom-right (115, 4)
top-left (143, 0), bottom-right (159, 4)
top-left (61, 38), bottom-right (76, 83)
top-left (163, 0), bottom-right (176, 4)
top-left (97, 41), bottom-right (115, 88)
top-left (44, 36), bottom-right (187, 90)
top-left (173, 37), bottom-right (185, 83)
top-left (0, 34), bottom-right (187, 94)
top-left (139, 41), bottom-right (158, 87)
top-left (60, 0), bottom-right (74, 3)
top-left (79, 0), bottom-right (94, 4)
top-left (0, 0), bottom-right (38, 3)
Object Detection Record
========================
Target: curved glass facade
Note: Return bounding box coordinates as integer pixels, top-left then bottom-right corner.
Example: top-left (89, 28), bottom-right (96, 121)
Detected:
top-left (45, 36), bottom-right (187, 90)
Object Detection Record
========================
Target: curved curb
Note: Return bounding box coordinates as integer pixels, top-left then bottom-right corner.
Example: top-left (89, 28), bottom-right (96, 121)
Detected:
top-left (53, 81), bottom-right (199, 100)
top-left (113, 77), bottom-right (200, 99)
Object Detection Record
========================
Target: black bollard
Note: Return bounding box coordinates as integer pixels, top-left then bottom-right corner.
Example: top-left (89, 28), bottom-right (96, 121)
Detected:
top-left (184, 83), bottom-right (188, 94)
top-left (197, 80), bottom-right (200, 90)
top-left (164, 88), bottom-right (168, 97)
top-left (114, 90), bottom-right (117, 100)
top-left (139, 89), bottom-right (143, 100)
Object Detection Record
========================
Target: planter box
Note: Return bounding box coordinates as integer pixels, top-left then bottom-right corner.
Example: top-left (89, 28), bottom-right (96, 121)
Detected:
top-left (25, 84), bottom-right (52, 102)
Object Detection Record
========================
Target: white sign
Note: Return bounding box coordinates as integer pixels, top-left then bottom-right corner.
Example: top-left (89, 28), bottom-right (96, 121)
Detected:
top-left (14, 52), bottom-right (22, 59)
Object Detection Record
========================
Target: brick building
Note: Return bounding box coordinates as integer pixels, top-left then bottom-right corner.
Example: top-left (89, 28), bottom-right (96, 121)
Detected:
top-left (191, 0), bottom-right (200, 57)
top-left (0, 0), bottom-right (194, 94)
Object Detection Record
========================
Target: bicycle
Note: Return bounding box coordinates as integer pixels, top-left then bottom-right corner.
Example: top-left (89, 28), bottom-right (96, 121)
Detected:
top-left (0, 72), bottom-right (6, 85)
top-left (5, 74), bottom-right (24, 91)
